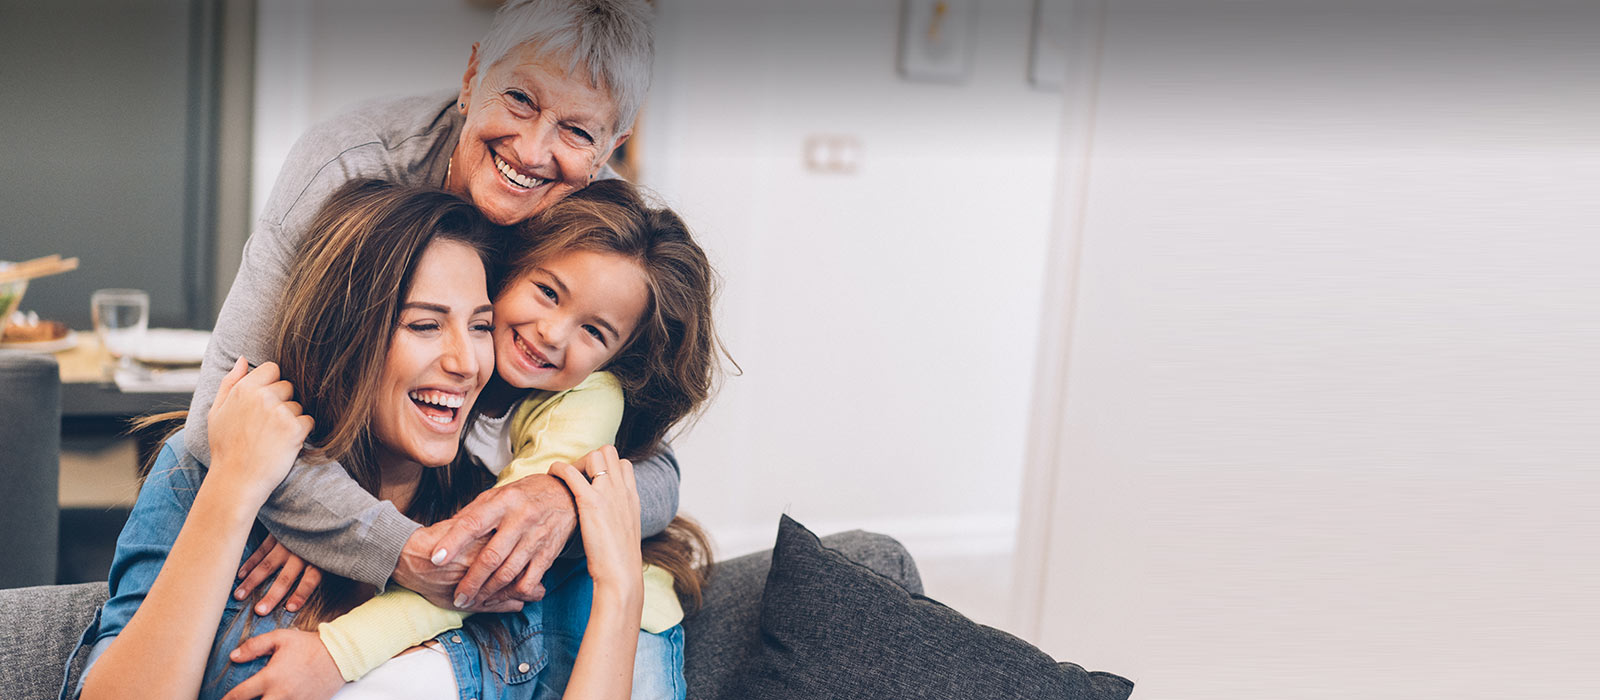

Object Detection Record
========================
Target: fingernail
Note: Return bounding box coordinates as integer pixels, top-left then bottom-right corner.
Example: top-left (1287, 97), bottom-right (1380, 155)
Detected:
top-left (230, 649), bottom-right (241, 660)
top-left (234, 588), bottom-right (245, 600)
top-left (454, 595), bottom-right (469, 608)
top-left (286, 603), bottom-right (298, 612)
top-left (256, 604), bottom-right (267, 615)
top-left (431, 549), bottom-right (449, 565)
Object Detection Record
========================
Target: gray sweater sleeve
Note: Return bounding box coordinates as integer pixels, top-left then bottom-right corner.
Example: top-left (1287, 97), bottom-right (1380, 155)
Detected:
top-left (635, 444), bottom-right (681, 538)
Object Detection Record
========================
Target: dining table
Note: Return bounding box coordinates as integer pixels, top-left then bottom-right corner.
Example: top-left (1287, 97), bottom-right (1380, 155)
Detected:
top-left (53, 332), bottom-right (197, 467)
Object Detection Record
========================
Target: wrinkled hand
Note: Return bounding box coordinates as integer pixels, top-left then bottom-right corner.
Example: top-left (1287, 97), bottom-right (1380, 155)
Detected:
top-left (549, 446), bottom-right (642, 595)
top-left (206, 358), bottom-right (313, 507)
top-left (422, 473), bottom-right (578, 609)
top-left (220, 628), bottom-right (343, 700)
top-left (233, 534), bottom-right (322, 615)
top-left (393, 523), bottom-right (522, 613)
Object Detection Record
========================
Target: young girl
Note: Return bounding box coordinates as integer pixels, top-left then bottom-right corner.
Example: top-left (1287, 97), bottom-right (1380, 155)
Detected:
top-left (241, 178), bottom-right (722, 698)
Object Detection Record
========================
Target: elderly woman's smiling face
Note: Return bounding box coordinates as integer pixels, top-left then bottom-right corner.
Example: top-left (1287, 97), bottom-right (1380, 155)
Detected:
top-left (448, 42), bottom-right (628, 226)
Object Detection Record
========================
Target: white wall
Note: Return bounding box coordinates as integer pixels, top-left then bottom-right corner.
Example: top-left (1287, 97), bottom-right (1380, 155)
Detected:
top-left (253, 1), bottom-right (1066, 579)
top-left (253, 0), bottom-right (494, 221)
top-left (641, 0), bottom-right (1064, 561)
top-left (1023, 1), bottom-right (1600, 696)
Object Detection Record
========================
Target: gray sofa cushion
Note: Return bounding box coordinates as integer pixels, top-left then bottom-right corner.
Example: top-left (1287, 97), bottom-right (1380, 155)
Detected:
top-left (723, 515), bottom-right (1134, 700)
top-left (0, 581), bottom-right (107, 700)
top-left (684, 528), bottom-right (922, 699)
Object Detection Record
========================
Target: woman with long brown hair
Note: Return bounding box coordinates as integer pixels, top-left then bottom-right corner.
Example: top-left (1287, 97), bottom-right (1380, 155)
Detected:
top-left (74, 180), bottom-right (711, 700)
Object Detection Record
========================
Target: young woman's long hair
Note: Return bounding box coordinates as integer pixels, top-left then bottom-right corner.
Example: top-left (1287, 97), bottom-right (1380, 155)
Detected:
top-left (508, 178), bottom-right (732, 608)
top-left (270, 178), bottom-right (504, 624)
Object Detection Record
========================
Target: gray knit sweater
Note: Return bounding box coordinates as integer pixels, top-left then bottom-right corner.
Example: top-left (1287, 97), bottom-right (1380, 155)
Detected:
top-left (184, 92), bottom-right (680, 588)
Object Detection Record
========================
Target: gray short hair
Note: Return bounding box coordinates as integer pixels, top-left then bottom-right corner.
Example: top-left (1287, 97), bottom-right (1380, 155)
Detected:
top-left (477, 0), bottom-right (654, 136)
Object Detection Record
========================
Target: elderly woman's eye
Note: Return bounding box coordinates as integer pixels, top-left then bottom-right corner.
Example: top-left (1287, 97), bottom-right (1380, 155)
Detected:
top-left (506, 89), bottom-right (535, 108)
top-left (567, 125), bottom-right (595, 144)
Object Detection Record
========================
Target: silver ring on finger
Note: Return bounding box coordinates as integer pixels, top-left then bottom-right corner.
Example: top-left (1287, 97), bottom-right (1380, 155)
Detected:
top-left (592, 470), bottom-right (609, 479)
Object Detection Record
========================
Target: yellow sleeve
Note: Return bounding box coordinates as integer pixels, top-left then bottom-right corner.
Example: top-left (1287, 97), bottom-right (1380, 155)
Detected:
top-left (317, 588), bottom-right (465, 681)
top-left (641, 564), bottom-right (685, 634)
top-left (501, 372), bottom-right (625, 484)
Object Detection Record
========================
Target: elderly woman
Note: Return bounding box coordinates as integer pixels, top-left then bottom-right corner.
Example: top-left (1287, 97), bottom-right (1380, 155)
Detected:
top-left (179, 0), bottom-right (681, 691)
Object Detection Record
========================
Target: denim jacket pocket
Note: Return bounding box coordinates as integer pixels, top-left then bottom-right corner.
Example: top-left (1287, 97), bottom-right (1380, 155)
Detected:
top-left (500, 622), bottom-right (550, 686)
top-left (440, 621), bottom-right (548, 700)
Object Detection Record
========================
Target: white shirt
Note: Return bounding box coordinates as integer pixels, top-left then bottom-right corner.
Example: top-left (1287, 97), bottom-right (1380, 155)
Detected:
top-left (463, 410), bottom-right (514, 476)
top-left (331, 643), bottom-right (456, 699)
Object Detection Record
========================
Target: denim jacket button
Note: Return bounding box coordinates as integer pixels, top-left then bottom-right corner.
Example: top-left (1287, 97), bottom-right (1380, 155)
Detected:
top-left (451, 635), bottom-right (462, 643)
top-left (518, 662), bottom-right (531, 673)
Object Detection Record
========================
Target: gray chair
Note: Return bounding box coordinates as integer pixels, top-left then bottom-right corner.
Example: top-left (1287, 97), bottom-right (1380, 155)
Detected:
top-left (0, 351), bottom-right (61, 589)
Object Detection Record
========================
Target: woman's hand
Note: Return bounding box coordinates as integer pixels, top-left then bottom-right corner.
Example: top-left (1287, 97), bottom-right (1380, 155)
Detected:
top-left (221, 629), bottom-right (344, 700)
top-left (549, 446), bottom-right (643, 603)
top-left (234, 534), bottom-right (323, 615)
top-left (549, 447), bottom-right (643, 700)
top-left (206, 357), bottom-right (313, 507)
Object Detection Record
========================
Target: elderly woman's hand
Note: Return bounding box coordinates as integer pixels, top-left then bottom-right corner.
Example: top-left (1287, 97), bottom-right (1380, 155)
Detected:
top-left (404, 473), bottom-right (580, 610)
top-left (206, 357), bottom-right (313, 507)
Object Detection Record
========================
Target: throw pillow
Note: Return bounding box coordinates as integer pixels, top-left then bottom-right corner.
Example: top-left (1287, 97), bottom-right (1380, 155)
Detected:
top-left (723, 515), bottom-right (1134, 700)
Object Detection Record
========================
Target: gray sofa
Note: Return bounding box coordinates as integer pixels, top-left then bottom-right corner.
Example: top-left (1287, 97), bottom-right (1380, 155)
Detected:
top-left (0, 530), bottom-right (921, 700)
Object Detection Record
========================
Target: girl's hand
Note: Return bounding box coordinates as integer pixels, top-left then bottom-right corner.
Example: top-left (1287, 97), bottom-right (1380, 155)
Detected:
top-left (549, 446), bottom-right (643, 600)
top-left (205, 357), bottom-right (313, 506)
top-left (234, 534), bottom-right (323, 615)
top-left (221, 629), bottom-right (344, 700)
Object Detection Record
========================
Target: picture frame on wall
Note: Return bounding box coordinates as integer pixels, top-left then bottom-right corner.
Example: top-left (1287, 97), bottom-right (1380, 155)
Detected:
top-left (897, 0), bottom-right (975, 84)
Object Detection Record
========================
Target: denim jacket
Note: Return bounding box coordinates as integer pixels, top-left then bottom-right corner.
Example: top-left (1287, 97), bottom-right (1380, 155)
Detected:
top-left (61, 431), bottom-right (684, 700)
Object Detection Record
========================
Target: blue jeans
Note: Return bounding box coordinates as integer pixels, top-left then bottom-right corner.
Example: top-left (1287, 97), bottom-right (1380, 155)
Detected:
top-left (63, 431), bottom-right (685, 700)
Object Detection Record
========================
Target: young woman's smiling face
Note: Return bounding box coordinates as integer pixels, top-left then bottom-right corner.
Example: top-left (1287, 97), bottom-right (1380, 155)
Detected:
top-left (495, 249), bottom-right (650, 392)
top-left (447, 42), bottom-right (627, 226)
top-left (372, 239), bottom-right (496, 470)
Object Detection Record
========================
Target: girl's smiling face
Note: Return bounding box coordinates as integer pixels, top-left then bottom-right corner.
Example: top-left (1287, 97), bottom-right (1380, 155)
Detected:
top-left (494, 249), bottom-right (650, 392)
top-left (372, 239), bottom-right (496, 470)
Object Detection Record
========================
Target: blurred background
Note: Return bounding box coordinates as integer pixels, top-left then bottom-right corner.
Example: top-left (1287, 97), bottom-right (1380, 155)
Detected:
top-left (3, 0), bottom-right (1597, 697)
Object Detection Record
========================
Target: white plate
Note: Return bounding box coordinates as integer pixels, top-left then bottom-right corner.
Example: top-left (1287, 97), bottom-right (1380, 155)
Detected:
top-left (0, 329), bottom-right (78, 353)
top-left (136, 328), bottom-right (211, 366)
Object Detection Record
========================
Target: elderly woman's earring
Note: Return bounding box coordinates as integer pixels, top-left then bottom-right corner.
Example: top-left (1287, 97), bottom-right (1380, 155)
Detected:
top-left (458, 101), bottom-right (466, 112)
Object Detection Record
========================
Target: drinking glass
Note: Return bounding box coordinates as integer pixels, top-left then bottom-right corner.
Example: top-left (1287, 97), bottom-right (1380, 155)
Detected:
top-left (91, 288), bottom-right (149, 376)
